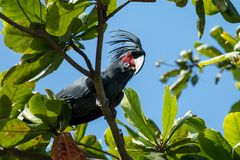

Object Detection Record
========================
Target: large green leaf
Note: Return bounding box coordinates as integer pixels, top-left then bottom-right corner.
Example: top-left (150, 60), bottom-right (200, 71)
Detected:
top-left (0, 95), bottom-right (12, 119)
top-left (121, 88), bottom-right (158, 146)
top-left (162, 86), bottom-right (178, 142)
top-left (2, 51), bottom-right (62, 85)
top-left (0, 119), bottom-right (30, 148)
top-left (2, 23), bottom-right (50, 54)
top-left (0, 82), bottom-right (35, 117)
top-left (197, 129), bottom-right (232, 160)
top-left (46, 1), bottom-right (91, 36)
top-left (29, 94), bottom-right (69, 129)
top-left (184, 116), bottom-right (206, 132)
top-left (195, 42), bottom-right (223, 58)
top-left (223, 112), bottom-right (240, 147)
top-left (0, 0), bottom-right (46, 23)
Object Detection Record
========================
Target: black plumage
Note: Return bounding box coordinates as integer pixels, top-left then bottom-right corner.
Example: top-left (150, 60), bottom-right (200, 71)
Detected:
top-left (56, 30), bottom-right (145, 125)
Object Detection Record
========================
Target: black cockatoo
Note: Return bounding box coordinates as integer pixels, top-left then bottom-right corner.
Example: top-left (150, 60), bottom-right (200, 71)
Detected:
top-left (56, 30), bottom-right (145, 125)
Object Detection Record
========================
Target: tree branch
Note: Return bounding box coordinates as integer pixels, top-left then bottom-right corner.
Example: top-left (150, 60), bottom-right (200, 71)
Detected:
top-left (69, 39), bottom-right (95, 74)
top-left (94, 1), bottom-right (132, 160)
top-left (0, 12), bottom-right (41, 37)
top-left (77, 142), bottom-right (120, 160)
top-left (0, 148), bottom-right (51, 160)
top-left (106, 0), bottom-right (131, 21)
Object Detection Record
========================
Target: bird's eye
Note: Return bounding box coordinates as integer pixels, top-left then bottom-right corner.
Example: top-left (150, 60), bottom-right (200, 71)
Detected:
top-left (123, 62), bottom-right (130, 68)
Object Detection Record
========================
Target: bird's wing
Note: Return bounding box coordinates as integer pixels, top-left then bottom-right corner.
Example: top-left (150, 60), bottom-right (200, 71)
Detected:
top-left (56, 76), bottom-right (94, 101)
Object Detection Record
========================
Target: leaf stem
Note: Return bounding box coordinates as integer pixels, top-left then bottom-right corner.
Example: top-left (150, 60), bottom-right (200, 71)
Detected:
top-left (77, 142), bottom-right (120, 160)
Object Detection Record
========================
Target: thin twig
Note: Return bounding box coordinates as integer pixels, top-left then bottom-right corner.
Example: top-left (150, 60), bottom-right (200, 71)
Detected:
top-left (41, 32), bottom-right (93, 78)
top-left (77, 142), bottom-right (120, 160)
top-left (70, 39), bottom-right (95, 74)
top-left (0, 148), bottom-right (51, 160)
top-left (0, 12), bottom-right (41, 37)
top-left (39, 0), bottom-right (43, 25)
top-left (106, 0), bottom-right (131, 21)
top-left (16, 0), bottom-right (32, 24)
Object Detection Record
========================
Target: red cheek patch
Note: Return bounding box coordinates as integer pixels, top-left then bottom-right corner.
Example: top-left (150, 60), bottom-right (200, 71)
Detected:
top-left (122, 54), bottom-right (135, 67)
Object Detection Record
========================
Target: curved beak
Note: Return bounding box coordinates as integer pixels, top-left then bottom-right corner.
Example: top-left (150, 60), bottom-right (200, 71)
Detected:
top-left (134, 55), bottom-right (145, 75)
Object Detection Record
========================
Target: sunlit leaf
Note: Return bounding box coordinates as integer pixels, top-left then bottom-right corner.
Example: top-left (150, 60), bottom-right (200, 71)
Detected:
top-left (162, 86), bottom-right (178, 142)
top-left (46, 1), bottom-right (91, 36)
top-left (197, 129), bottom-right (232, 160)
top-left (195, 43), bottom-right (223, 58)
top-left (2, 24), bottom-right (50, 54)
top-left (192, 0), bottom-right (219, 15)
top-left (223, 112), bottom-right (240, 147)
top-left (2, 51), bottom-right (61, 85)
top-left (0, 82), bottom-right (35, 117)
top-left (121, 88), bottom-right (158, 145)
top-left (210, 26), bottom-right (233, 52)
top-left (74, 123), bottom-right (88, 143)
top-left (0, 119), bottom-right (30, 148)
top-left (29, 94), bottom-right (69, 129)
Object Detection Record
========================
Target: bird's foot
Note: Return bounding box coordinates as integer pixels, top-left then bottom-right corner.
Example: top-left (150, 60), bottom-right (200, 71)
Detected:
top-left (96, 98), bottom-right (109, 107)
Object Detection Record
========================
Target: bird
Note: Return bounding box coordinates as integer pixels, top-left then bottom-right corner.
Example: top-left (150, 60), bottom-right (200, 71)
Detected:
top-left (56, 30), bottom-right (146, 125)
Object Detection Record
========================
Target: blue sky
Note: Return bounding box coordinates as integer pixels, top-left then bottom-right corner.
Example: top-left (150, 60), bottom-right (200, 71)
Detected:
top-left (0, 0), bottom-right (240, 141)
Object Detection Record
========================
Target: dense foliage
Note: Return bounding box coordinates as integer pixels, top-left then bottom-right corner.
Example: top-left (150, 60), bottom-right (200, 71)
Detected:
top-left (0, 0), bottom-right (240, 159)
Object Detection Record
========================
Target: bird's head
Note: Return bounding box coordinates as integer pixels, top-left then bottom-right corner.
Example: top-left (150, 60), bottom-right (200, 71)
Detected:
top-left (108, 30), bottom-right (145, 76)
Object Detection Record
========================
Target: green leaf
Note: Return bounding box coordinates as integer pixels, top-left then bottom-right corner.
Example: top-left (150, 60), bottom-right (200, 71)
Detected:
top-left (2, 51), bottom-right (62, 85)
top-left (197, 129), bottom-right (232, 160)
top-left (162, 86), bottom-right (178, 142)
top-left (144, 152), bottom-right (165, 160)
top-left (170, 70), bottom-right (192, 98)
top-left (104, 127), bottom-right (115, 148)
top-left (79, 23), bottom-right (108, 40)
top-left (17, 133), bottom-right (51, 151)
top-left (0, 119), bottom-right (30, 148)
top-left (160, 69), bottom-right (180, 83)
top-left (0, 82), bottom-right (35, 117)
top-left (191, 74), bottom-right (199, 86)
top-left (167, 111), bottom-right (193, 142)
top-left (210, 26), bottom-right (233, 52)
top-left (121, 88), bottom-right (158, 145)
top-left (0, 95), bottom-right (12, 119)
top-left (232, 142), bottom-right (240, 159)
top-left (195, 0), bottom-right (205, 39)
top-left (2, 23), bottom-right (50, 54)
top-left (0, 0), bottom-right (46, 23)
top-left (168, 144), bottom-right (200, 155)
top-left (80, 135), bottom-right (107, 159)
top-left (117, 119), bottom-right (156, 148)
top-left (192, 0), bottom-right (219, 15)
top-left (107, 0), bottom-right (117, 15)
top-left (212, 0), bottom-right (240, 23)
top-left (184, 116), bottom-right (206, 132)
top-left (29, 94), bottom-right (67, 128)
top-left (74, 123), bottom-right (88, 143)
top-left (195, 43), bottom-right (223, 58)
top-left (223, 112), bottom-right (240, 147)
top-left (198, 51), bottom-right (240, 67)
top-left (229, 100), bottom-right (240, 113)
top-left (46, 1), bottom-right (91, 36)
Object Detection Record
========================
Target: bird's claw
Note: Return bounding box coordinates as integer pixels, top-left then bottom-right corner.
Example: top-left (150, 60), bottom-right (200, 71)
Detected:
top-left (96, 98), bottom-right (109, 107)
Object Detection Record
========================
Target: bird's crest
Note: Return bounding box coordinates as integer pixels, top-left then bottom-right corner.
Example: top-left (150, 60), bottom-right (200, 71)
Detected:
top-left (108, 30), bottom-right (145, 60)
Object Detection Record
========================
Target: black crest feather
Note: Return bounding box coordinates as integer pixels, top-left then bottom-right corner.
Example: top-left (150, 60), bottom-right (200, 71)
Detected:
top-left (108, 30), bottom-right (144, 60)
